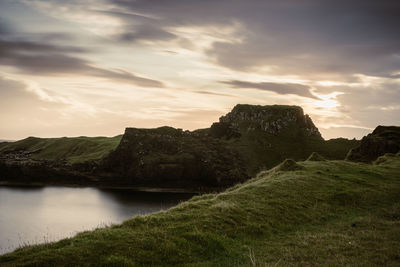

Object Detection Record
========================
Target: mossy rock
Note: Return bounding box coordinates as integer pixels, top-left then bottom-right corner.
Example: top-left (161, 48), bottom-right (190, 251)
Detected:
top-left (373, 153), bottom-right (396, 165)
top-left (273, 159), bottom-right (305, 172)
top-left (306, 152), bottom-right (326, 161)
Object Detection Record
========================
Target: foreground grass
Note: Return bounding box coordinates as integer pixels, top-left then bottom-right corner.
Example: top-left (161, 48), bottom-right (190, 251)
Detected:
top-left (1, 155), bottom-right (399, 266)
top-left (0, 135), bottom-right (122, 163)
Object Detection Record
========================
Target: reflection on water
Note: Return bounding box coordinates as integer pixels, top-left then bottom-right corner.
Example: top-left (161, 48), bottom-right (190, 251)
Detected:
top-left (0, 186), bottom-right (194, 255)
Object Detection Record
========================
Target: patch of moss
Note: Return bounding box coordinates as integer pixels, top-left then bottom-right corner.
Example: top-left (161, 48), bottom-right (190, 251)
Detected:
top-left (373, 153), bottom-right (397, 165)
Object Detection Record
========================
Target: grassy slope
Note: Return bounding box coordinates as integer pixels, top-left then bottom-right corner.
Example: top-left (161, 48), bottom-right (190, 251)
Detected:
top-left (0, 136), bottom-right (122, 163)
top-left (227, 130), bottom-right (359, 175)
top-left (1, 154), bottom-right (399, 266)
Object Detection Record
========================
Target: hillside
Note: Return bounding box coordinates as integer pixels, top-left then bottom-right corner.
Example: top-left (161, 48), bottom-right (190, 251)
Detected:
top-left (0, 104), bottom-right (359, 191)
top-left (0, 136), bottom-right (122, 164)
top-left (1, 153), bottom-right (399, 266)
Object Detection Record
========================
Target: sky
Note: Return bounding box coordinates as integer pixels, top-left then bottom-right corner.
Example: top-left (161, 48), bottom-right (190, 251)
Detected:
top-left (0, 0), bottom-right (399, 140)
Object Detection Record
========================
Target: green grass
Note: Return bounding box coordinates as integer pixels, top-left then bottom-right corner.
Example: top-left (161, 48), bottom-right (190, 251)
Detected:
top-left (226, 130), bottom-right (359, 175)
top-left (1, 154), bottom-right (399, 266)
top-left (0, 135), bottom-right (122, 163)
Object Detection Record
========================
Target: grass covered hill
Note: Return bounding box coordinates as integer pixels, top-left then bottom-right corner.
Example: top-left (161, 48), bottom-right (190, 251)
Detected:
top-left (1, 153), bottom-right (399, 266)
top-left (0, 135), bottom-right (122, 164)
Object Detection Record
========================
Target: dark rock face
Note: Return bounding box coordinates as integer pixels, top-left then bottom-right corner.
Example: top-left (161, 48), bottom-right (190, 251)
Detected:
top-left (0, 104), bottom-right (360, 192)
top-left (210, 104), bottom-right (322, 139)
top-left (100, 127), bottom-right (248, 190)
top-left (346, 126), bottom-right (400, 162)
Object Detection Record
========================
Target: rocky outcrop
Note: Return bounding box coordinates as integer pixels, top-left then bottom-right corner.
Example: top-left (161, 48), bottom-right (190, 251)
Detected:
top-left (0, 104), bottom-right (361, 192)
top-left (99, 127), bottom-right (248, 190)
top-left (346, 126), bottom-right (400, 162)
top-left (210, 104), bottom-right (322, 139)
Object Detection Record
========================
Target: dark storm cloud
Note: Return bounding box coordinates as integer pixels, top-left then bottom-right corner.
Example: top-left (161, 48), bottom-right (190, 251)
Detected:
top-left (108, 0), bottom-right (400, 79)
top-left (0, 38), bottom-right (164, 87)
top-left (221, 80), bottom-right (318, 99)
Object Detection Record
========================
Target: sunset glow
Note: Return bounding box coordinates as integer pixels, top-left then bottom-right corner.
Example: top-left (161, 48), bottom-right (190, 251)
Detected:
top-left (0, 0), bottom-right (399, 140)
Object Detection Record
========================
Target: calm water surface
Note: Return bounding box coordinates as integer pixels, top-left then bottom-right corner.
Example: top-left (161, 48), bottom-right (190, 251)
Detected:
top-left (0, 186), bottom-right (194, 255)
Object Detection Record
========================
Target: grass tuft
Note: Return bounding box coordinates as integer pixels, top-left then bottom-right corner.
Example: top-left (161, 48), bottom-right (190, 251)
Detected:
top-left (306, 152), bottom-right (326, 161)
top-left (272, 158), bottom-right (305, 172)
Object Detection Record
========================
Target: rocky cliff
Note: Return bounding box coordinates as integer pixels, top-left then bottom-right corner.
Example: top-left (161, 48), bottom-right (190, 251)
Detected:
top-left (346, 126), bottom-right (400, 162)
top-left (99, 127), bottom-right (248, 190)
top-left (0, 104), bottom-right (360, 192)
top-left (210, 104), bottom-right (322, 139)
top-left (208, 104), bottom-right (332, 173)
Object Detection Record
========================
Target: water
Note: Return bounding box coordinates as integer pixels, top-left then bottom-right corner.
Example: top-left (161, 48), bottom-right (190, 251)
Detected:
top-left (0, 186), bottom-right (194, 255)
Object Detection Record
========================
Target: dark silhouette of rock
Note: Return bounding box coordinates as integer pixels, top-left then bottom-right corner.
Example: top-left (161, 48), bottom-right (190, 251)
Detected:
top-left (0, 104), bottom-right (361, 192)
top-left (100, 126), bottom-right (248, 190)
top-left (346, 126), bottom-right (400, 162)
top-left (210, 104), bottom-right (322, 139)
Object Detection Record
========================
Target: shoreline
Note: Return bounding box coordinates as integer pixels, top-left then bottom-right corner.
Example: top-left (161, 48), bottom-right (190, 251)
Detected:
top-left (0, 181), bottom-right (204, 194)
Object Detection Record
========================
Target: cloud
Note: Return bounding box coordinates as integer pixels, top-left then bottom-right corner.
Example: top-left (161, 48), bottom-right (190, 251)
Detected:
top-left (335, 81), bottom-right (400, 126)
top-left (1, 0), bottom-right (399, 140)
top-left (0, 17), bottom-right (12, 34)
top-left (194, 90), bottom-right (235, 97)
top-left (22, 0), bottom-right (400, 79)
top-left (0, 38), bottom-right (164, 87)
top-left (117, 24), bottom-right (177, 43)
top-left (0, 75), bottom-right (30, 101)
top-left (0, 75), bottom-right (66, 117)
top-left (221, 80), bottom-right (318, 99)
top-left (102, 0), bottom-right (400, 79)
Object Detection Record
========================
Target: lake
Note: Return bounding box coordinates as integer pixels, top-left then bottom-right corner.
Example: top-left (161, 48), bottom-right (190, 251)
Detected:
top-left (0, 186), bottom-right (194, 255)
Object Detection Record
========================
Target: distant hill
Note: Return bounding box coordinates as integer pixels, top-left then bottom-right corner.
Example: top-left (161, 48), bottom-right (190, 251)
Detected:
top-left (0, 139), bottom-right (14, 143)
top-left (0, 104), bottom-right (360, 191)
top-left (0, 135), bottom-right (122, 163)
